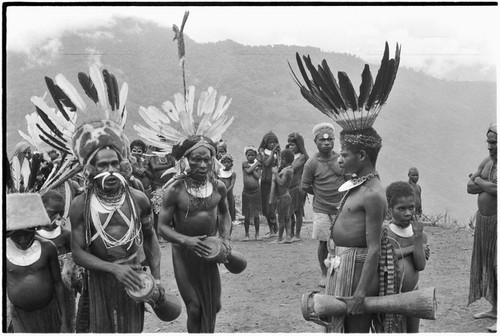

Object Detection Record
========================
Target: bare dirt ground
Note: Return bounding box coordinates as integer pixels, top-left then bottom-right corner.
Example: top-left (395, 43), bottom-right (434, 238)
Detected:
top-left (144, 220), bottom-right (495, 333)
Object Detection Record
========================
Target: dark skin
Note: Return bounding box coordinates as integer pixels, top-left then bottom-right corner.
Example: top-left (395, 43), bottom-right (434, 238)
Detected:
top-left (288, 141), bottom-right (307, 240)
top-left (333, 145), bottom-right (387, 333)
top-left (158, 146), bottom-right (231, 333)
top-left (466, 131), bottom-right (497, 322)
top-left (242, 151), bottom-right (262, 240)
top-left (387, 196), bottom-right (428, 333)
top-left (38, 197), bottom-right (71, 255)
top-left (70, 148), bottom-right (161, 293)
top-left (7, 231), bottom-right (69, 332)
top-left (272, 156), bottom-right (293, 243)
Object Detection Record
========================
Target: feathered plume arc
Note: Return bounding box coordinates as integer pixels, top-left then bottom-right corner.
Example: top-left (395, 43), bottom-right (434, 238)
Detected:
top-left (289, 42), bottom-right (401, 131)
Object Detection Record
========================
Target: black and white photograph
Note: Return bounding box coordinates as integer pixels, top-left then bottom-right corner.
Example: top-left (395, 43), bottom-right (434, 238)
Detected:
top-left (3, 2), bottom-right (498, 333)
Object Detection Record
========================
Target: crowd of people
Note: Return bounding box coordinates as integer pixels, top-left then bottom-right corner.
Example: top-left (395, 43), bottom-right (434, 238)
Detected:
top-left (5, 36), bottom-right (496, 334)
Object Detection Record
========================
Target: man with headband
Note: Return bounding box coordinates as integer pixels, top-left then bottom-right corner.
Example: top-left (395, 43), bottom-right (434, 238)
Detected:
top-left (158, 135), bottom-right (232, 333)
top-left (467, 123), bottom-right (497, 332)
top-left (69, 120), bottom-right (162, 332)
top-left (291, 43), bottom-right (401, 332)
top-left (302, 123), bottom-right (344, 288)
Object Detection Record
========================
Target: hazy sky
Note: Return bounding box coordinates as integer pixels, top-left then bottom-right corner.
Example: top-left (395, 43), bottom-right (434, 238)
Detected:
top-left (5, 4), bottom-right (499, 80)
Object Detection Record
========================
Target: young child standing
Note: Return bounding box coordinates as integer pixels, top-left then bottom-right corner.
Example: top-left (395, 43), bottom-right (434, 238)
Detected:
top-left (242, 146), bottom-right (263, 241)
top-left (377, 181), bottom-right (430, 333)
top-left (6, 193), bottom-right (70, 333)
top-left (218, 153), bottom-right (237, 223)
top-left (271, 149), bottom-right (295, 244)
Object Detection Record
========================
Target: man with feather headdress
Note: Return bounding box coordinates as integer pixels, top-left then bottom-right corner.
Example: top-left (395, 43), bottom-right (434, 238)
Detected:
top-left (291, 42), bottom-right (401, 332)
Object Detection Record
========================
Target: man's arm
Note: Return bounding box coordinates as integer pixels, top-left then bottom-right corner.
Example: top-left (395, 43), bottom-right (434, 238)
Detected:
top-left (467, 158), bottom-right (488, 194)
top-left (135, 190), bottom-right (161, 281)
top-left (216, 181), bottom-right (232, 245)
top-left (349, 190), bottom-right (385, 314)
top-left (301, 159), bottom-right (314, 195)
top-left (158, 182), bottom-right (212, 257)
top-left (69, 196), bottom-right (143, 291)
top-left (46, 240), bottom-right (69, 332)
top-left (473, 176), bottom-right (497, 195)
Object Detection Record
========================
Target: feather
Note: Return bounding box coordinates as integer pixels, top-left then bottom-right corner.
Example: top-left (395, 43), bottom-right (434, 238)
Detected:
top-left (77, 72), bottom-right (98, 104)
top-left (118, 82), bottom-right (128, 117)
top-left (35, 123), bottom-right (71, 153)
top-left (44, 76), bottom-right (73, 121)
top-left (358, 65), bottom-right (373, 108)
top-left (366, 42), bottom-right (390, 111)
top-left (379, 43), bottom-right (401, 106)
top-left (295, 53), bottom-right (313, 91)
top-left (32, 99), bottom-right (65, 140)
top-left (337, 71), bottom-right (358, 111)
top-left (301, 55), bottom-right (339, 111)
top-left (319, 60), bottom-right (348, 111)
top-left (18, 130), bottom-right (37, 149)
top-left (102, 69), bottom-right (117, 110)
top-left (55, 74), bottom-right (86, 111)
top-left (89, 64), bottom-right (109, 116)
top-left (162, 100), bottom-right (180, 122)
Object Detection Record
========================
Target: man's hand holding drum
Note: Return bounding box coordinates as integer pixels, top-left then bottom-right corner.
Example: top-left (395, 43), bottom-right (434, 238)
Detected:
top-left (184, 234), bottom-right (212, 258)
top-left (112, 264), bottom-right (145, 292)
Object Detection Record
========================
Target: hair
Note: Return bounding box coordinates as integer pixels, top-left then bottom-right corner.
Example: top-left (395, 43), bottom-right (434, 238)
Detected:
top-left (386, 181), bottom-right (415, 209)
top-left (41, 189), bottom-right (64, 207)
top-left (259, 131), bottom-right (279, 150)
top-left (340, 127), bottom-right (382, 164)
top-left (280, 149), bottom-right (295, 165)
top-left (288, 132), bottom-right (309, 161)
top-left (171, 135), bottom-right (216, 161)
top-left (130, 139), bottom-right (147, 152)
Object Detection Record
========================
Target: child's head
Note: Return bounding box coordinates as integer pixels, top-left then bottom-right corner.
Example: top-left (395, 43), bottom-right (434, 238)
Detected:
top-left (280, 149), bottom-right (295, 166)
top-left (260, 131), bottom-right (279, 151)
top-left (41, 190), bottom-right (65, 228)
top-left (386, 181), bottom-right (416, 227)
top-left (220, 154), bottom-right (234, 170)
top-left (244, 146), bottom-right (258, 162)
top-left (216, 140), bottom-right (227, 159)
top-left (130, 139), bottom-right (147, 158)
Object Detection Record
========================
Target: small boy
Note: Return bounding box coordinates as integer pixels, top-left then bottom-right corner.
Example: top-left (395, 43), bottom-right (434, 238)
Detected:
top-left (378, 181), bottom-right (430, 333)
top-left (218, 153), bottom-right (237, 224)
top-left (6, 193), bottom-right (69, 333)
top-left (271, 149), bottom-right (295, 244)
top-left (242, 146), bottom-right (263, 241)
top-left (37, 190), bottom-right (80, 332)
top-left (408, 167), bottom-right (423, 219)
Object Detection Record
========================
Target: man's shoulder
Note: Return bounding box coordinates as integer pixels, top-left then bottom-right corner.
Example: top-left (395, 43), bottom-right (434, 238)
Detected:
top-left (37, 236), bottom-right (58, 254)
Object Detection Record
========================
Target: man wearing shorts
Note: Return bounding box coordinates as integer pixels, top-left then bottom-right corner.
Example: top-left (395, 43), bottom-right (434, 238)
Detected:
top-left (302, 123), bottom-right (345, 287)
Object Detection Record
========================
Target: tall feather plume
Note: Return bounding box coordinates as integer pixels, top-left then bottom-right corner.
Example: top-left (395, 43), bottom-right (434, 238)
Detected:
top-left (290, 42), bottom-right (401, 131)
top-left (89, 64), bottom-right (109, 118)
top-left (44, 77), bottom-right (72, 121)
top-left (337, 71), bottom-right (358, 111)
top-left (77, 72), bottom-right (98, 104)
top-left (55, 74), bottom-right (86, 112)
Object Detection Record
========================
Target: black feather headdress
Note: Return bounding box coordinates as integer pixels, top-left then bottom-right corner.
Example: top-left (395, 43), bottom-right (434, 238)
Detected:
top-left (289, 42), bottom-right (401, 131)
top-left (20, 64), bottom-right (129, 194)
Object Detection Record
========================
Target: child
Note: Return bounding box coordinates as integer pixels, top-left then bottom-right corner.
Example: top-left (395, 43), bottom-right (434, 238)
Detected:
top-left (287, 132), bottom-right (309, 242)
top-left (271, 149), bottom-right (294, 244)
top-left (408, 167), bottom-right (423, 220)
top-left (242, 146), bottom-right (263, 241)
top-left (37, 190), bottom-right (80, 332)
top-left (6, 193), bottom-right (69, 332)
top-left (218, 153), bottom-right (237, 224)
top-left (377, 181), bottom-right (430, 333)
top-left (216, 139), bottom-right (228, 161)
top-left (258, 131), bottom-right (280, 237)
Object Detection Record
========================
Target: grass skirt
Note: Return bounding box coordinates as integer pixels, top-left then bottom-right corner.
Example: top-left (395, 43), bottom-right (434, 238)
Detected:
top-left (9, 296), bottom-right (61, 332)
top-left (87, 258), bottom-right (144, 332)
top-left (468, 212), bottom-right (497, 306)
top-left (242, 188), bottom-right (262, 218)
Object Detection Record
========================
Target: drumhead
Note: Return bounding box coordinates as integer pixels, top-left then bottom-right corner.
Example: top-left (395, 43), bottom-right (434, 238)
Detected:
top-left (204, 237), bottom-right (222, 260)
top-left (126, 271), bottom-right (155, 298)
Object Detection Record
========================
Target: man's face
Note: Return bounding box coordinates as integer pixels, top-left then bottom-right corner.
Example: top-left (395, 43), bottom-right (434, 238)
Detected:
top-left (315, 135), bottom-right (334, 154)
top-left (409, 171), bottom-right (419, 183)
top-left (93, 148), bottom-right (122, 191)
top-left (131, 146), bottom-right (144, 159)
top-left (246, 151), bottom-right (256, 163)
top-left (188, 146), bottom-right (213, 181)
top-left (10, 229), bottom-right (36, 250)
top-left (338, 145), bottom-right (360, 175)
top-left (390, 196), bottom-right (416, 228)
top-left (288, 141), bottom-right (299, 154)
top-left (487, 132), bottom-right (497, 159)
top-left (266, 140), bottom-right (277, 151)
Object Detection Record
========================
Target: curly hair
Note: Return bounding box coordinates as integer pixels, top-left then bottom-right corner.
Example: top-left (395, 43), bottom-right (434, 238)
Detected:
top-left (130, 139), bottom-right (147, 152)
top-left (171, 135), bottom-right (216, 161)
top-left (41, 189), bottom-right (64, 207)
top-left (340, 127), bottom-right (382, 164)
top-left (386, 181), bottom-right (415, 209)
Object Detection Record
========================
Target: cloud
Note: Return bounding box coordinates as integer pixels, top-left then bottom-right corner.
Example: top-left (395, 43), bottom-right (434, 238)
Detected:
top-left (78, 31), bottom-right (115, 40)
top-left (24, 38), bottom-right (62, 68)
